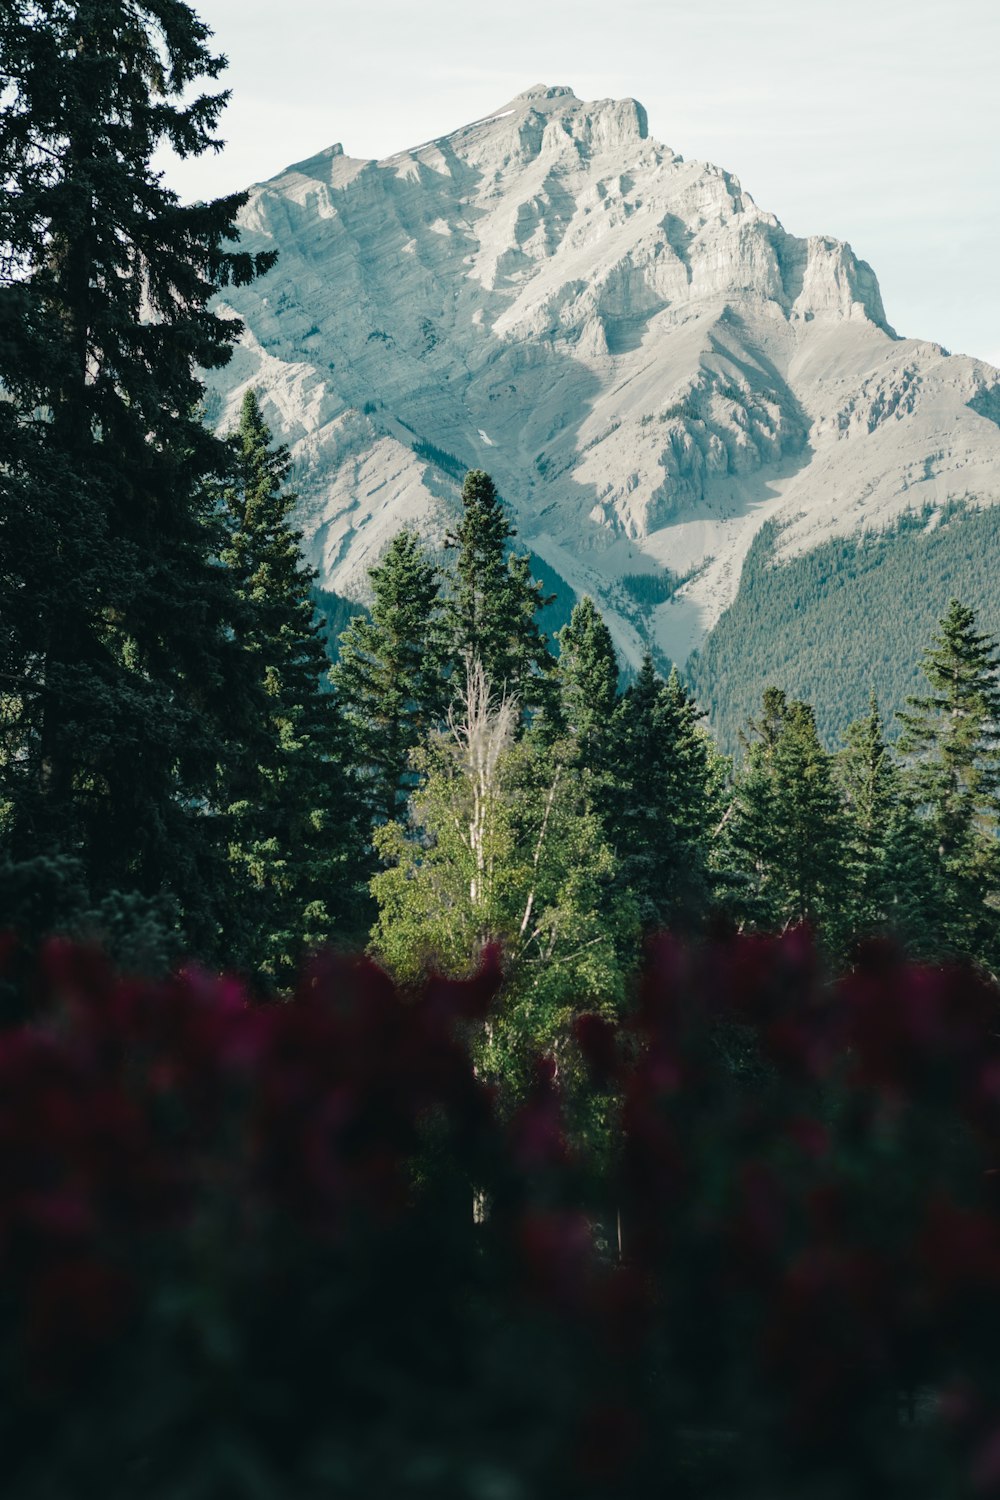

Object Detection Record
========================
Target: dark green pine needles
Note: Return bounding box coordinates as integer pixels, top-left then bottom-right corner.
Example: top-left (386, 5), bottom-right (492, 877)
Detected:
top-left (0, 0), bottom-right (274, 952)
top-left (605, 655), bottom-right (715, 932)
top-left (729, 688), bottom-right (849, 937)
top-left (332, 532), bottom-right (448, 828)
top-left (836, 693), bottom-right (899, 932)
top-left (445, 470), bottom-right (557, 720)
top-left (897, 599), bottom-right (1000, 966)
top-left (223, 391), bottom-right (365, 982)
top-left (557, 596), bottom-right (619, 768)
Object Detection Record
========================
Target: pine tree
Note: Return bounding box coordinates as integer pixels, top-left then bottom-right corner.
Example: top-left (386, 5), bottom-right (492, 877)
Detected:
top-left (897, 599), bottom-right (1000, 967)
top-left (605, 655), bottom-right (713, 931)
top-left (445, 470), bottom-right (556, 718)
top-left (881, 798), bottom-right (945, 959)
top-left (837, 692), bottom-right (901, 934)
top-left (222, 391), bottom-right (363, 981)
top-left (729, 690), bottom-right (848, 937)
top-left (0, 0), bottom-right (274, 951)
top-left (557, 596), bottom-right (619, 769)
top-left (332, 531), bottom-right (447, 826)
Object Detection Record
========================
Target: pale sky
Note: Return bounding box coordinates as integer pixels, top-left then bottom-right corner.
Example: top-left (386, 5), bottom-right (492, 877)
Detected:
top-left (159, 0), bottom-right (1000, 366)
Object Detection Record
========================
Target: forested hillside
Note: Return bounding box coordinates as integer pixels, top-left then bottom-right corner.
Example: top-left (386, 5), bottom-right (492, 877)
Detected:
top-left (689, 502), bottom-right (1000, 750)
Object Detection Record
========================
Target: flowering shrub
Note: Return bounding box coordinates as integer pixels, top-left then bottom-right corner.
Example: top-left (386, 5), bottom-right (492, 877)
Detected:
top-left (1, 928), bottom-right (999, 1496)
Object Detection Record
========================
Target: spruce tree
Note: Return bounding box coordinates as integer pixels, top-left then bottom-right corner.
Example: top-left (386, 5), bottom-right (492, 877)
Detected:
top-left (897, 599), bottom-right (1000, 967)
top-left (729, 690), bottom-right (848, 937)
top-left (557, 596), bottom-right (619, 769)
top-left (837, 692), bottom-right (901, 934)
top-left (605, 655), bottom-right (713, 931)
top-left (223, 391), bottom-right (363, 981)
top-left (0, 0), bottom-right (274, 950)
top-left (881, 799), bottom-right (945, 959)
top-left (332, 531), bottom-right (447, 825)
top-left (445, 470), bottom-right (556, 717)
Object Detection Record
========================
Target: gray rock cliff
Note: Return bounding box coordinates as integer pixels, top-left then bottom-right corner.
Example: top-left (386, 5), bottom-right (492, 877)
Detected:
top-left (205, 85), bottom-right (1000, 666)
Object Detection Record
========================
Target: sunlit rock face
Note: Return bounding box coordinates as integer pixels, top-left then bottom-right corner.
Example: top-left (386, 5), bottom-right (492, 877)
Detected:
top-left (206, 84), bottom-right (1000, 667)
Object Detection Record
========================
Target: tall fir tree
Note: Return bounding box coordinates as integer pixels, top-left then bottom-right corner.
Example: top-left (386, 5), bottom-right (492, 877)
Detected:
top-left (605, 655), bottom-right (713, 931)
top-left (332, 531), bottom-right (447, 826)
top-left (557, 596), bottom-right (619, 770)
top-left (445, 470), bottom-right (556, 719)
top-left (837, 692), bottom-right (901, 934)
top-left (222, 391), bottom-right (363, 981)
top-left (897, 599), bottom-right (1000, 968)
top-left (880, 798), bottom-right (945, 960)
top-left (729, 689), bottom-right (849, 938)
top-left (0, 0), bottom-right (273, 951)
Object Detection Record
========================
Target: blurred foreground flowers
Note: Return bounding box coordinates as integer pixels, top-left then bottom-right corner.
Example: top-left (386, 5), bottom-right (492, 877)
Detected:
top-left (1, 929), bottom-right (1000, 1496)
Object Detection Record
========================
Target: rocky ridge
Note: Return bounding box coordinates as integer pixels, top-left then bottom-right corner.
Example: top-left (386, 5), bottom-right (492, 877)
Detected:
top-left (205, 84), bottom-right (1000, 667)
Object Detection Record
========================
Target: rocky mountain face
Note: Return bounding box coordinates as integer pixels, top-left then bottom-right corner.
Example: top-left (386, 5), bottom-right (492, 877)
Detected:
top-left (206, 84), bottom-right (1000, 673)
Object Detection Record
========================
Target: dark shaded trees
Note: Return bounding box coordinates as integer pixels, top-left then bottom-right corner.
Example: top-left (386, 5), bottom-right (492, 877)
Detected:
top-left (728, 688), bottom-right (849, 937)
top-left (606, 656), bottom-right (714, 931)
top-left (223, 390), bottom-right (363, 980)
top-left (837, 692), bottom-right (901, 935)
top-left (332, 531), bottom-right (447, 827)
top-left (897, 598), bottom-right (1000, 968)
top-left (0, 0), bottom-right (273, 950)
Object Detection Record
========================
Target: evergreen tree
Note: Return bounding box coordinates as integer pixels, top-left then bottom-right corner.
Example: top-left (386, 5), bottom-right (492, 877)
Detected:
top-left (557, 596), bottom-right (619, 769)
top-left (222, 391), bottom-right (363, 981)
top-left (837, 692), bottom-right (901, 934)
top-left (445, 470), bottom-right (556, 718)
top-left (881, 798), bottom-right (945, 959)
top-left (0, 0), bottom-right (274, 950)
top-left (897, 599), bottom-right (1000, 967)
top-left (332, 531), bottom-right (447, 825)
top-left (729, 689), bottom-right (849, 937)
top-left (605, 655), bottom-right (713, 931)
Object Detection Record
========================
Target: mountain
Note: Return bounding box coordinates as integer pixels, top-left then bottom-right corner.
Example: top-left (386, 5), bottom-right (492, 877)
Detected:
top-left (205, 84), bottom-right (1000, 736)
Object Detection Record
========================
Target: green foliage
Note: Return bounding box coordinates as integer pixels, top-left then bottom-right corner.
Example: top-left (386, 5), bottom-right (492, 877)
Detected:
top-left (606, 657), bottom-right (717, 931)
top-left (309, 584), bottom-right (366, 665)
top-left (445, 470), bottom-right (557, 719)
top-left (0, 854), bottom-right (179, 986)
top-left (689, 502), bottom-right (1000, 751)
top-left (332, 531), bottom-right (448, 826)
top-left (897, 599), bottom-right (1000, 968)
top-left (619, 568), bottom-right (688, 608)
top-left (557, 596), bottom-right (620, 767)
top-left (836, 693), bottom-right (902, 935)
top-left (370, 662), bottom-right (637, 1108)
top-left (411, 439), bottom-right (468, 480)
top-left (726, 688), bottom-right (850, 938)
top-left (0, 0), bottom-right (274, 955)
top-left (222, 390), bottom-right (365, 981)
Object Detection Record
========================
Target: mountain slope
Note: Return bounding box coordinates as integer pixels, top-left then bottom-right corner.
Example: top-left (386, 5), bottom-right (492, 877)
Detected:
top-left (688, 502), bottom-right (1000, 751)
top-left (205, 83), bottom-right (1000, 686)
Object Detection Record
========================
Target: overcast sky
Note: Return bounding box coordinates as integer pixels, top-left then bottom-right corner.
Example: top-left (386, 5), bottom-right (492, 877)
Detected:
top-left (159, 0), bottom-right (1000, 366)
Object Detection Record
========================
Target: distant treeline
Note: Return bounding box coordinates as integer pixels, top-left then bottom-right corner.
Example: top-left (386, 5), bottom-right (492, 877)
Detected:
top-left (689, 501), bottom-right (1000, 750)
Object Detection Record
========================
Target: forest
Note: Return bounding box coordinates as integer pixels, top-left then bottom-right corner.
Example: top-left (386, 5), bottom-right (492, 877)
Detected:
top-left (690, 500), bottom-right (1000, 751)
top-left (4, 1), bottom-right (1000, 1496)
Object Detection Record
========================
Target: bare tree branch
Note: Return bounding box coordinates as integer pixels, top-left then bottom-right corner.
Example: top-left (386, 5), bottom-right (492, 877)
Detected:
top-left (518, 766), bottom-right (561, 940)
